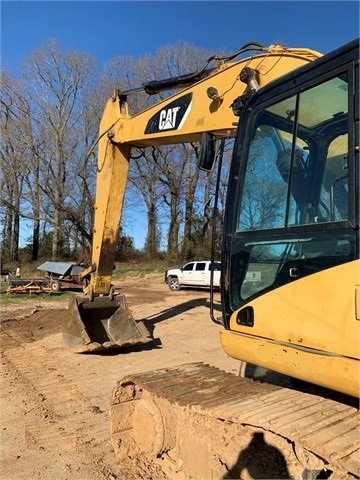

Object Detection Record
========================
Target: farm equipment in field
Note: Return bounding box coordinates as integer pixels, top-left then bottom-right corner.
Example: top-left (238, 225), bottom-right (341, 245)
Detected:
top-left (4, 259), bottom-right (88, 296)
top-left (6, 279), bottom-right (52, 295)
top-left (37, 261), bottom-right (88, 292)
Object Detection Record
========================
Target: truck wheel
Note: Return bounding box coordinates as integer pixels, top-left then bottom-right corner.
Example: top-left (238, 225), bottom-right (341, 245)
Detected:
top-left (50, 279), bottom-right (61, 293)
top-left (168, 277), bottom-right (180, 291)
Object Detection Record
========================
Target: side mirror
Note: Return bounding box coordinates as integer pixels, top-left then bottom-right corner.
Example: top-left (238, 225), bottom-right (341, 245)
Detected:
top-left (198, 132), bottom-right (216, 172)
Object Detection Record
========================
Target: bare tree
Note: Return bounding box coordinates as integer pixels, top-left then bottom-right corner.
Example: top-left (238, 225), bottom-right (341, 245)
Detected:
top-left (127, 148), bottom-right (165, 257)
top-left (1, 39), bottom-right (232, 264)
top-left (21, 39), bottom-right (97, 260)
top-left (181, 143), bottom-right (201, 259)
top-left (0, 71), bottom-right (29, 261)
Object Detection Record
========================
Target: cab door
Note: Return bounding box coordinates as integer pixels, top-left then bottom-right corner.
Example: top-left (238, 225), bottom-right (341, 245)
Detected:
top-left (192, 262), bottom-right (208, 285)
top-left (179, 262), bottom-right (195, 285)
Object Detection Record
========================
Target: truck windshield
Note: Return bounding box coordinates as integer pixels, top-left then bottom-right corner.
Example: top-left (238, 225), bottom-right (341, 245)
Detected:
top-left (228, 71), bottom-right (357, 311)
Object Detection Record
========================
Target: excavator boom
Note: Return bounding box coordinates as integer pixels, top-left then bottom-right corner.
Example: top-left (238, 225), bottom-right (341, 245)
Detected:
top-left (65, 43), bottom-right (322, 352)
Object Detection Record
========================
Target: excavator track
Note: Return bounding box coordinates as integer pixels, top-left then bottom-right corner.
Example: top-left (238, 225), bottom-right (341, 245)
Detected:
top-left (110, 362), bottom-right (359, 480)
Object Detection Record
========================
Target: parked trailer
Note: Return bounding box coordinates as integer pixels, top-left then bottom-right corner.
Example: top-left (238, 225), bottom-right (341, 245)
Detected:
top-left (37, 261), bottom-right (87, 292)
top-left (6, 279), bottom-right (52, 296)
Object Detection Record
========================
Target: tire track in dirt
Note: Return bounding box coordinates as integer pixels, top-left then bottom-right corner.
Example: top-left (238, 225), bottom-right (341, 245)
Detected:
top-left (3, 348), bottom-right (77, 452)
top-left (1, 337), bottom-right (119, 479)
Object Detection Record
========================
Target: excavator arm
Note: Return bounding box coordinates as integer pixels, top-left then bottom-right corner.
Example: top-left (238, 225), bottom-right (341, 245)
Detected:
top-left (64, 42), bottom-right (322, 352)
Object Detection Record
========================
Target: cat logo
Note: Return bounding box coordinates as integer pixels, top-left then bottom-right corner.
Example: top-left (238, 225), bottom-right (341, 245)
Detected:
top-left (145, 93), bottom-right (193, 135)
top-left (159, 106), bottom-right (181, 130)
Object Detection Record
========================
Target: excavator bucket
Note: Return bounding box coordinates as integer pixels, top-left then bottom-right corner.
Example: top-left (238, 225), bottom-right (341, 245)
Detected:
top-left (64, 294), bottom-right (151, 353)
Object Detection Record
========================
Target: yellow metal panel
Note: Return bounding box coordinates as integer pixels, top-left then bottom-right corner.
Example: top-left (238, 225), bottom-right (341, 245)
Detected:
top-left (220, 328), bottom-right (359, 397)
top-left (229, 261), bottom-right (359, 358)
top-left (221, 261), bottom-right (360, 396)
top-left (90, 120), bottom-right (131, 294)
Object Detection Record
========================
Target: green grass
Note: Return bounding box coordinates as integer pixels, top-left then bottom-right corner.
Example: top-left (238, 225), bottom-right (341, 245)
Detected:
top-left (0, 281), bottom-right (73, 307)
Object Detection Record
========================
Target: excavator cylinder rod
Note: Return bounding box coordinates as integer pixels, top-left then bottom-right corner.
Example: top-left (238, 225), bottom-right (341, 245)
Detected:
top-left (110, 363), bottom-right (359, 479)
top-left (64, 294), bottom-right (151, 353)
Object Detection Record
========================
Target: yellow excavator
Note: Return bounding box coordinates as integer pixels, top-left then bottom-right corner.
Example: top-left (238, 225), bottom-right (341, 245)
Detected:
top-left (64, 40), bottom-right (359, 479)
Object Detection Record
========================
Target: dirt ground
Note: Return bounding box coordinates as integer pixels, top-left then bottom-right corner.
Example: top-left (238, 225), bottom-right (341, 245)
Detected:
top-left (1, 275), bottom-right (242, 480)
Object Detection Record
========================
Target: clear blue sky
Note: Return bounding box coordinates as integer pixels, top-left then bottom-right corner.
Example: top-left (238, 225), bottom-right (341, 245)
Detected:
top-left (1, 0), bottom-right (359, 249)
top-left (2, 1), bottom-right (359, 71)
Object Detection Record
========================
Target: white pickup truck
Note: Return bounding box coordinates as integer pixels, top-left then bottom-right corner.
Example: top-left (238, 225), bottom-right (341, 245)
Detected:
top-left (164, 261), bottom-right (221, 291)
